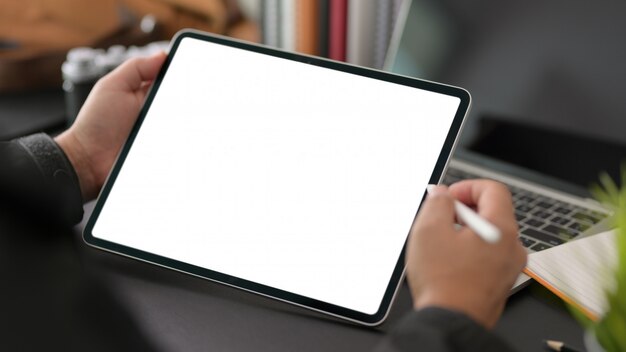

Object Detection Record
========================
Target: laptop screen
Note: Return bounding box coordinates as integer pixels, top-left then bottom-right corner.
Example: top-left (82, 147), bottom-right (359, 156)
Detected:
top-left (386, 0), bottom-right (626, 187)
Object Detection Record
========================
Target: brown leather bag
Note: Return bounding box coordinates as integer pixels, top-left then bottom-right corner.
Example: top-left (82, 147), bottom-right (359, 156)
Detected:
top-left (0, 0), bottom-right (259, 92)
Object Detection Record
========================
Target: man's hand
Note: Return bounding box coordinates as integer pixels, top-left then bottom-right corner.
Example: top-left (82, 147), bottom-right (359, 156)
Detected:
top-left (55, 52), bottom-right (167, 201)
top-left (405, 180), bottom-right (527, 329)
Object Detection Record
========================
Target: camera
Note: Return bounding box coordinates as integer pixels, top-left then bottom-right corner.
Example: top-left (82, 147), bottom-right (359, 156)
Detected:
top-left (62, 41), bottom-right (169, 126)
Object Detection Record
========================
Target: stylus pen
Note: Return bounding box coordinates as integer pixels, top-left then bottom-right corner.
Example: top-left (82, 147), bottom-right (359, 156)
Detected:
top-left (426, 185), bottom-right (501, 243)
top-left (544, 340), bottom-right (582, 352)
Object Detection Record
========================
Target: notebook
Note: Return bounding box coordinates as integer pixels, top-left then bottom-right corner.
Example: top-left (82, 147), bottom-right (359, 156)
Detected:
top-left (525, 229), bottom-right (617, 321)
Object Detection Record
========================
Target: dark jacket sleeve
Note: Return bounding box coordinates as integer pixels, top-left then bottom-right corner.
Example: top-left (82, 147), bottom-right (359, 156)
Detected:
top-left (376, 308), bottom-right (517, 352)
top-left (0, 133), bottom-right (83, 225)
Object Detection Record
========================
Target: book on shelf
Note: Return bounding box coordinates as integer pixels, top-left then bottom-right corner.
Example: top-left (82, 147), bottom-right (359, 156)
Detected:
top-left (296, 0), bottom-right (319, 55)
top-left (259, 0), bottom-right (403, 68)
top-left (261, 0), bottom-right (280, 47)
top-left (280, 0), bottom-right (296, 51)
top-left (328, 0), bottom-right (347, 62)
top-left (346, 0), bottom-right (376, 68)
top-left (317, 0), bottom-right (330, 58)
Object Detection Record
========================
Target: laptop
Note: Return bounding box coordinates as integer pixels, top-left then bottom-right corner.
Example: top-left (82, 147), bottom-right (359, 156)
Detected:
top-left (385, 0), bottom-right (620, 291)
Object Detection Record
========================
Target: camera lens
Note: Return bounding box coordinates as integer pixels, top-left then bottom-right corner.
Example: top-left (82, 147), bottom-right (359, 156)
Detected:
top-left (62, 48), bottom-right (104, 126)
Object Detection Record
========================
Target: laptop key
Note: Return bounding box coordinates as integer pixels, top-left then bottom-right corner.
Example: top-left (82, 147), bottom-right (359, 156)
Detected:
top-left (535, 201), bottom-right (553, 209)
top-left (516, 193), bottom-right (535, 203)
top-left (590, 210), bottom-right (609, 219)
top-left (519, 236), bottom-right (536, 248)
top-left (543, 224), bottom-right (579, 239)
top-left (572, 211), bottom-right (602, 224)
top-left (552, 216), bottom-right (570, 226)
top-left (532, 209), bottom-right (552, 219)
top-left (531, 243), bottom-right (552, 251)
top-left (568, 222), bottom-right (590, 232)
top-left (524, 218), bottom-right (545, 228)
top-left (522, 228), bottom-right (565, 246)
top-left (554, 206), bottom-right (572, 215)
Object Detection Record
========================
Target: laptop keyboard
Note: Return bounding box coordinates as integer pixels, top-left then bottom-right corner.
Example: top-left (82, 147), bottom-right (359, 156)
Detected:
top-left (443, 167), bottom-right (609, 252)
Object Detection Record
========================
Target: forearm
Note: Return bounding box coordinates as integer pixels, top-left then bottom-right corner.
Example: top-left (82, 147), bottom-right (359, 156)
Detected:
top-left (376, 308), bottom-right (517, 352)
top-left (0, 133), bottom-right (83, 225)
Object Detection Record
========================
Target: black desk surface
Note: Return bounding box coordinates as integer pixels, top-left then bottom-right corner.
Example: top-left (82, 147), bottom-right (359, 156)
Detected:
top-left (0, 90), bottom-right (586, 351)
top-left (0, 88), bottom-right (66, 141)
top-left (75, 203), bottom-right (585, 352)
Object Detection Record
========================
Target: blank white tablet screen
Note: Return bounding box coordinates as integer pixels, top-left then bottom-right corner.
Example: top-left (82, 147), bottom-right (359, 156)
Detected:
top-left (92, 37), bottom-right (461, 315)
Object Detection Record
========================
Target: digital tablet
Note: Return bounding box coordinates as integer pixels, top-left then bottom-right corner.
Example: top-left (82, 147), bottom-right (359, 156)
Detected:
top-left (84, 30), bottom-right (470, 326)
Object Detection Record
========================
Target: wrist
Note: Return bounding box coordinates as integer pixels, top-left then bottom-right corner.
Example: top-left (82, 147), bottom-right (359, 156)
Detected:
top-left (414, 287), bottom-right (499, 329)
top-left (55, 130), bottom-right (97, 200)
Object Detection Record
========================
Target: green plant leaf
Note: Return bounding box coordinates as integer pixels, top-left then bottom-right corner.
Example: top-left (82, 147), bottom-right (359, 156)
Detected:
top-left (584, 168), bottom-right (626, 352)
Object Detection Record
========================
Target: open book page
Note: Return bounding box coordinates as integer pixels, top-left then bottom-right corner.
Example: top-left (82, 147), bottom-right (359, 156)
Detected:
top-left (523, 230), bottom-right (617, 321)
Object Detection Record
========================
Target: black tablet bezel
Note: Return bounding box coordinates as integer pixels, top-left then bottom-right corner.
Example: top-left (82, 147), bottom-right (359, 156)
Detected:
top-left (83, 29), bottom-right (470, 326)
